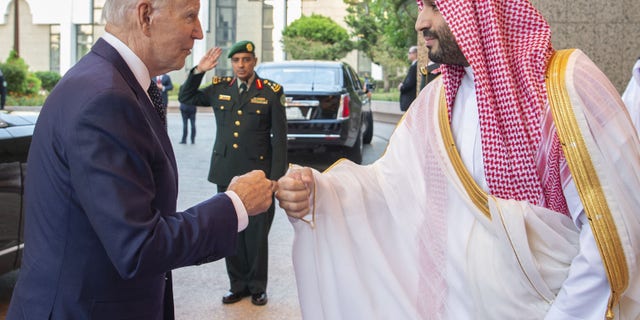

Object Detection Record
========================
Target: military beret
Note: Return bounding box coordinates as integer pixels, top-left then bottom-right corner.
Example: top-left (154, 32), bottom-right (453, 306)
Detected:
top-left (227, 40), bottom-right (255, 58)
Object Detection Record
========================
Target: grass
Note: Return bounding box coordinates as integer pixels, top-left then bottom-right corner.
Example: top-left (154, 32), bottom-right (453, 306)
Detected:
top-left (371, 89), bottom-right (399, 102)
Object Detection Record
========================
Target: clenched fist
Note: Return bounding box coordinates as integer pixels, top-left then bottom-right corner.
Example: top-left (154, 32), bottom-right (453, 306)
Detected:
top-left (228, 170), bottom-right (277, 216)
top-left (275, 166), bottom-right (315, 219)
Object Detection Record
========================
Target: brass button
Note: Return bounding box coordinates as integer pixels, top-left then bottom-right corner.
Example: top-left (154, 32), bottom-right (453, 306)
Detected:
top-left (237, 110), bottom-right (243, 116)
top-left (259, 156), bottom-right (264, 160)
top-left (233, 132), bottom-right (239, 138)
top-left (220, 106), bottom-right (225, 110)
top-left (235, 120), bottom-right (241, 126)
top-left (256, 110), bottom-right (261, 114)
top-left (232, 143), bottom-right (239, 149)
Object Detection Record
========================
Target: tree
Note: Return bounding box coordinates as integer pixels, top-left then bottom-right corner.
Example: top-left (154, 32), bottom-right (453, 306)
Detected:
top-left (282, 14), bottom-right (353, 60)
top-left (344, 0), bottom-right (419, 91)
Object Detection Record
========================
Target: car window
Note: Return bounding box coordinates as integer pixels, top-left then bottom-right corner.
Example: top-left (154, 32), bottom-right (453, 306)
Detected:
top-left (345, 66), bottom-right (363, 91)
top-left (258, 66), bottom-right (342, 87)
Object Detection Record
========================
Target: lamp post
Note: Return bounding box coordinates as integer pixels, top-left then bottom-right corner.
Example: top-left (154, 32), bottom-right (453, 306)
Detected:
top-left (13, 0), bottom-right (20, 56)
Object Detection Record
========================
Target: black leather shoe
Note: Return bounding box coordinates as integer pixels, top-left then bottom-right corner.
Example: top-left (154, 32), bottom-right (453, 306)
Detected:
top-left (251, 292), bottom-right (268, 306)
top-left (222, 290), bottom-right (248, 304)
top-left (179, 140), bottom-right (186, 144)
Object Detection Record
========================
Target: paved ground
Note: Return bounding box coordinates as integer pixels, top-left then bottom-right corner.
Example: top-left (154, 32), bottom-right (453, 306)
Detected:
top-left (0, 104), bottom-right (400, 319)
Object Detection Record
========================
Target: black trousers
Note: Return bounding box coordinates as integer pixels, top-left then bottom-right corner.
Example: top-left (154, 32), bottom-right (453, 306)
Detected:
top-left (217, 185), bottom-right (275, 294)
top-left (180, 109), bottom-right (196, 143)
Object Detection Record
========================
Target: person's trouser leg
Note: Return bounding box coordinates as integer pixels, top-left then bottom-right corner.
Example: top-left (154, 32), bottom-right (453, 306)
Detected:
top-left (245, 199), bottom-right (275, 294)
top-left (189, 112), bottom-right (196, 143)
top-left (218, 185), bottom-right (250, 293)
top-left (180, 111), bottom-right (188, 143)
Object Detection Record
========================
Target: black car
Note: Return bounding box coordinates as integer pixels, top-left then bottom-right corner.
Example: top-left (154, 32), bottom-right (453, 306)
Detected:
top-left (255, 60), bottom-right (373, 164)
top-left (0, 111), bottom-right (36, 275)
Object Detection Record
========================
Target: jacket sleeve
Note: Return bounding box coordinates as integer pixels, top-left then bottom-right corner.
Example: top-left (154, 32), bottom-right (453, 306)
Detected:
top-left (178, 68), bottom-right (212, 107)
top-left (163, 75), bottom-right (174, 92)
top-left (68, 90), bottom-right (237, 279)
top-left (400, 63), bottom-right (418, 94)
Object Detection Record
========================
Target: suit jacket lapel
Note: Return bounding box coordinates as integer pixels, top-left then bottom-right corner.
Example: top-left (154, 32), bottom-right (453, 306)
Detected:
top-left (91, 39), bottom-right (178, 179)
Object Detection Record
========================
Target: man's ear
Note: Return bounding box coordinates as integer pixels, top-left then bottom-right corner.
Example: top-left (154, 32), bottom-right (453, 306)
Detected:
top-left (137, 0), bottom-right (153, 36)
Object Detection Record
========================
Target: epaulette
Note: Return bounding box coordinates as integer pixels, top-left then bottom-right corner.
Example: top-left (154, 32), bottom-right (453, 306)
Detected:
top-left (262, 79), bottom-right (282, 93)
top-left (419, 66), bottom-right (428, 76)
top-left (212, 76), bottom-right (233, 85)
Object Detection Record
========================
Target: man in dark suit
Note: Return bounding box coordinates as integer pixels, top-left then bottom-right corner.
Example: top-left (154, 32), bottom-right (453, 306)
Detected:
top-left (6, 1), bottom-right (275, 319)
top-left (179, 40), bottom-right (287, 306)
top-left (154, 73), bottom-right (174, 106)
top-left (398, 46), bottom-right (419, 111)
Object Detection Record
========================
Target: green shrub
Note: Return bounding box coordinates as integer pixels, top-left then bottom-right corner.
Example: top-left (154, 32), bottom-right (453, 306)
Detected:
top-left (24, 73), bottom-right (42, 96)
top-left (34, 71), bottom-right (61, 92)
top-left (0, 62), bottom-right (27, 94)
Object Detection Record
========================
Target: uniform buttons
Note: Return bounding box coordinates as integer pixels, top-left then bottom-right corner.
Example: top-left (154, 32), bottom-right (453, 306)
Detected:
top-left (235, 121), bottom-right (241, 126)
top-left (234, 132), bottom-right (239, 138)
top-left (259, 156), bottom-right (264, 160)
top-left (220, 106), bottom-right (225, 110)
top-left (237, 110), bottom-right (243, 116)
top-left (256, 110), bottom-right (261, 114)
top-left (233, 143), bottom-right (239, 149)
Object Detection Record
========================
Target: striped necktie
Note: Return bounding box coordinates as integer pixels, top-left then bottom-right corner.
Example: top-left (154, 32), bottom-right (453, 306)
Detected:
top-left (148, 81), bottom-right (167, 128)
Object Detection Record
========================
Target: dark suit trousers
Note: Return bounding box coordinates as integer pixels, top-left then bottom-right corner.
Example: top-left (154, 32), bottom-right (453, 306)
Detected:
top-left (217, 185), bottom-right (275, 294)
top-left (180, 109), bottom-right (196, 143)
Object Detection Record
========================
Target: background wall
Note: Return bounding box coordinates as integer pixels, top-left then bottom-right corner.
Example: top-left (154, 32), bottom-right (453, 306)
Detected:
top-left (534, 0), bottom-right (640, 91)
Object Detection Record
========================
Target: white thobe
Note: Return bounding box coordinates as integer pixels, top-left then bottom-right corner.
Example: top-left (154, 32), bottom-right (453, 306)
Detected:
top-left (289, 49), bottom-right (640, 320)
top-left (448, 67), bottom-right (608, 319)
top-left (622, 58), bottom-right (640, 136)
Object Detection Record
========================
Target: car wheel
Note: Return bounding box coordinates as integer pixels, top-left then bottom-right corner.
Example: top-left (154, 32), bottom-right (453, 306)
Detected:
top-left (363, 112), bottom-right (374, 145)
top-left (345, 128), bottom-right (363, 164)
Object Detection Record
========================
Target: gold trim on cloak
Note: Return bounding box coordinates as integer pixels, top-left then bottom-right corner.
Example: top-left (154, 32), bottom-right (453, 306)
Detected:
top-left (438, 48), bottom-right (627, 319)
top-left (546, 49), bottom-right (627, 320)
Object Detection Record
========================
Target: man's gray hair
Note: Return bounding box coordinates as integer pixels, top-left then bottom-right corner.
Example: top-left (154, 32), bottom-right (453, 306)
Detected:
top-left (102, 0), bottom-right (167, 24)
top-left (409, 46), bottom-right (418, 54)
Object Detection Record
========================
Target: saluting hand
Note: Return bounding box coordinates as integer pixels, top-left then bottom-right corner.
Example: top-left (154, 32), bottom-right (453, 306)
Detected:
top-left (228, 170), bottom-right (277, 216)
top-left (276, 166), bottom-right (315, 219)
top-left (196, 47), bottom-right (223, 73)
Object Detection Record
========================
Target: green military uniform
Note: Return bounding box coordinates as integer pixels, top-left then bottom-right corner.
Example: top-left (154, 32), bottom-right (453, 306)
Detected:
top-left (178, 43), bottom-right (287, 297)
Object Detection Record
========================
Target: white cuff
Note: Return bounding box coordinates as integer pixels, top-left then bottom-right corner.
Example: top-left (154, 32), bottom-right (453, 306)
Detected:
top-left (225, 190), bottom-right (248, 232)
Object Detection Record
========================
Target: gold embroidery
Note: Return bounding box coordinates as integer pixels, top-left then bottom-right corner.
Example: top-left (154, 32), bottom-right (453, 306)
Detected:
top-left (438, 87), bottom-right (490, 218)
top-left (546, 49), bottom-right (627, 320)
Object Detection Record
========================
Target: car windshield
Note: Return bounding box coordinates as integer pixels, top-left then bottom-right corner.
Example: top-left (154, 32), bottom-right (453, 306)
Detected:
top-left (258, 66), bottom-right (342, 88)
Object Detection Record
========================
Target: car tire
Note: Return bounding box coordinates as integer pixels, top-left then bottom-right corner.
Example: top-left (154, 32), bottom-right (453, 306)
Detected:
top-left (345, 128), bottom-right (363, 164)
top-left (363, 112), bottom-right (374, 145)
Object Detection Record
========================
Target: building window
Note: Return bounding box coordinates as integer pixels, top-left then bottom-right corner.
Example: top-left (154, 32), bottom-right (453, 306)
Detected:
top-left (76, 25), bottom-right (94, 63)
top-left (215, 0), bottom-right (237, 76)
top-left (93, 0), bottom-right (106, 24)
top-left (50, 25), bottom-right (60, 73)
top-left (262, 3), bottom-right (274, 62)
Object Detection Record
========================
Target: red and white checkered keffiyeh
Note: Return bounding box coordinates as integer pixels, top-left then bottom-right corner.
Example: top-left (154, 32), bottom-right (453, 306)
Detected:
top-left (417, 0), bottom-right (567, 213)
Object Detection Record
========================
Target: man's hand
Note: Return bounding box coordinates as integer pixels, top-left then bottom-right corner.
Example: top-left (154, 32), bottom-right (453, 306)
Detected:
top-left (195, 47), bottom-right (223, 73)
top-left (275, 166), bottom-right (315, 219)
top-left (228, 170), bottom-right (277, 216)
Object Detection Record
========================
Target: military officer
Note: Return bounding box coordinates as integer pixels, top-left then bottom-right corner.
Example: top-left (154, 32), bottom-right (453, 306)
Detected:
top-left (178, 40), bottom-right (287, 306)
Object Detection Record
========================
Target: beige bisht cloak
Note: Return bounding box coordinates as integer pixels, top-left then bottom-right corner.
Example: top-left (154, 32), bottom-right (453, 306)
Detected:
top-left (289, 50), bottom-right (640, 319)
